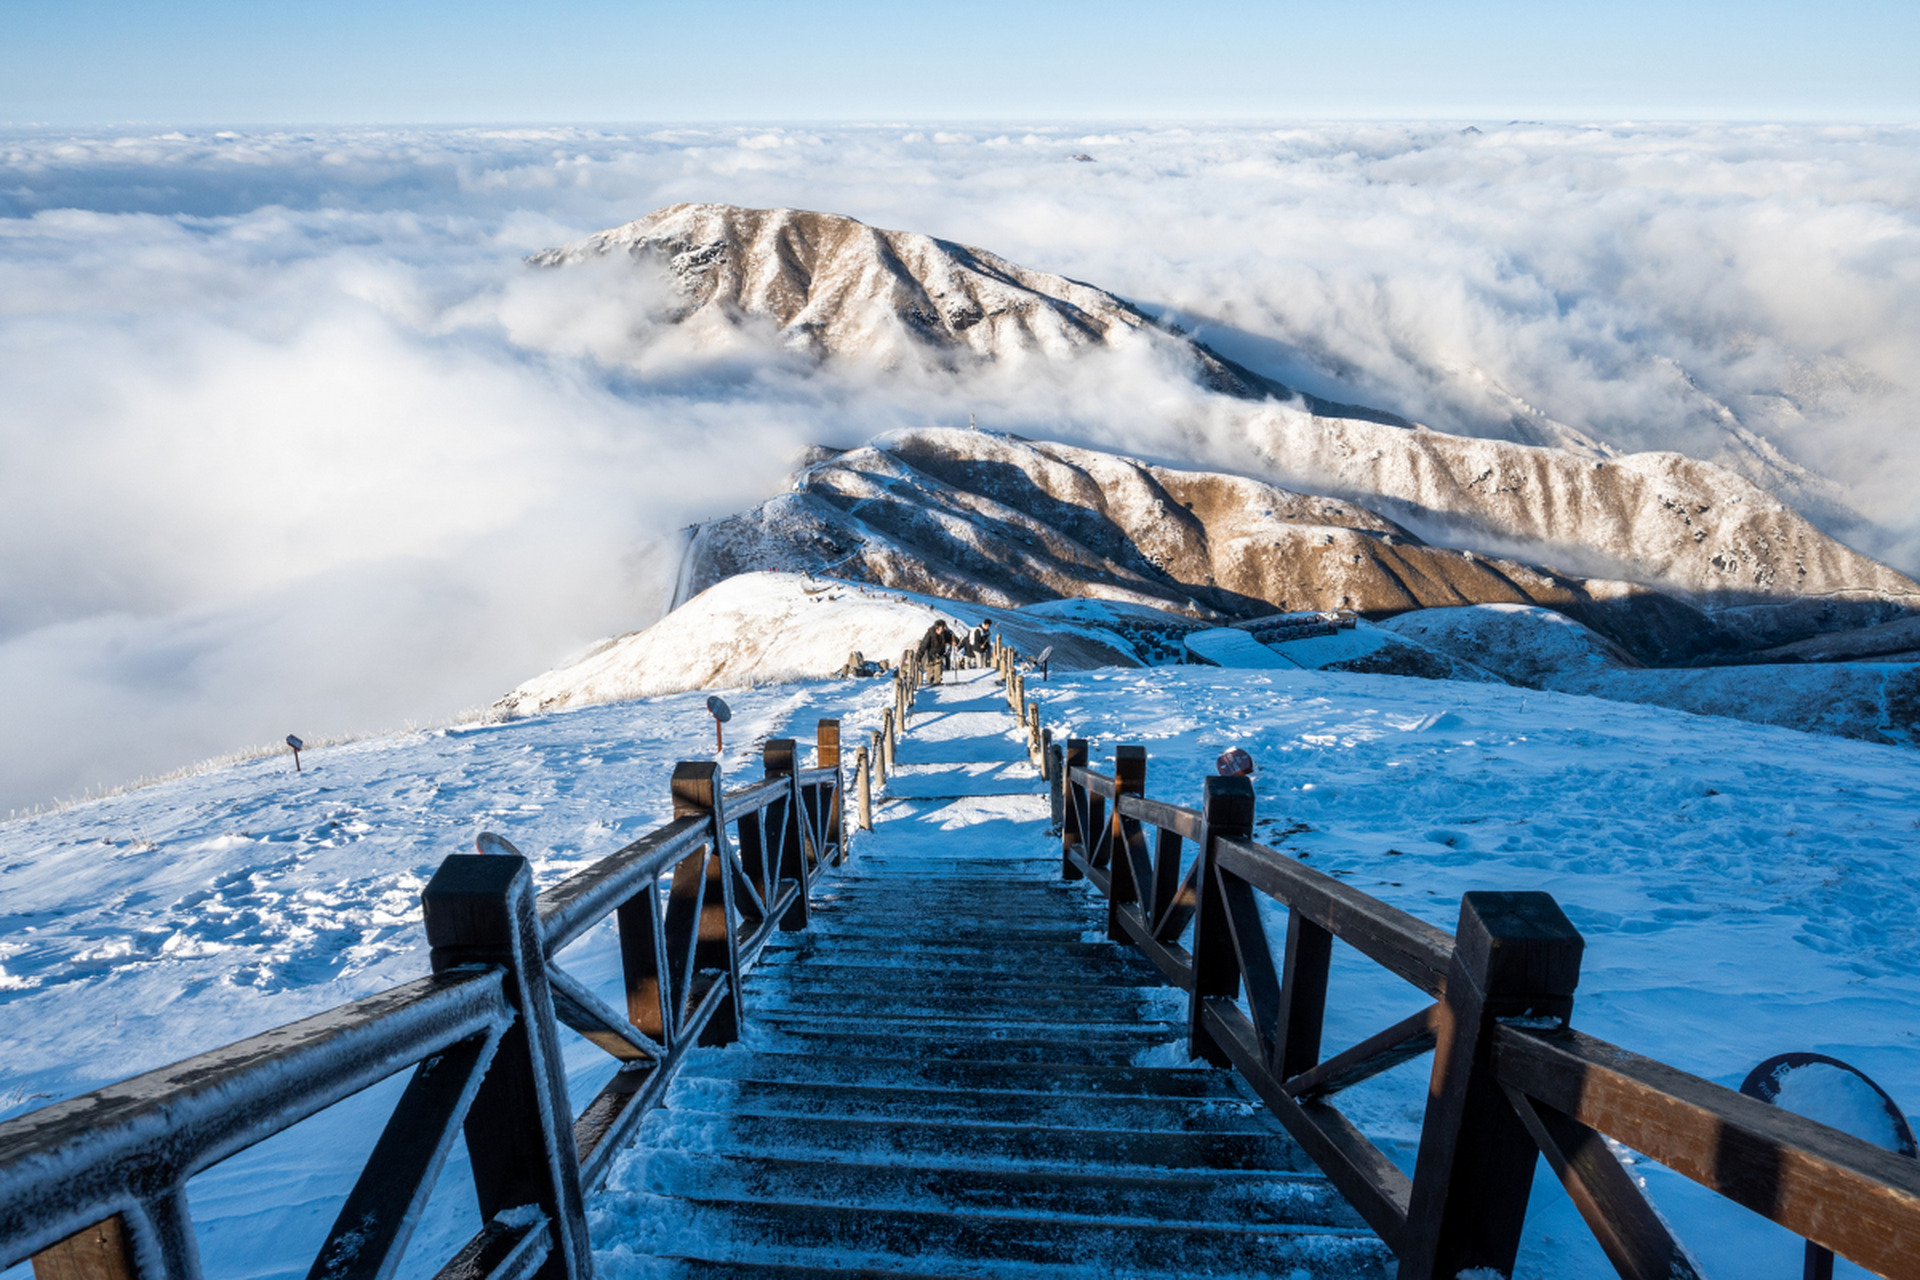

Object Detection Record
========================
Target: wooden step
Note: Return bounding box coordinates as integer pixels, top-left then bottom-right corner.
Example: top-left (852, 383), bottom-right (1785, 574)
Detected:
top-left (609, 1194), bottom-right (1392, 1278)
top-left (632, 1152), bottom-right (1365, 1229)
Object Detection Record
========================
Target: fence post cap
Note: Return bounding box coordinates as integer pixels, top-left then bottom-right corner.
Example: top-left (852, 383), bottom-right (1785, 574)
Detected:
top-left (764, 738), bottom-right (796, 776)
top-left (421, 853), bottom-right (533, 950)
top-left (1455, 891), bottom-right (1583, 996)
top-left (671, 760), bottom-right (720, 816)
top-left (1200, 774), bottom-right (1256, 832)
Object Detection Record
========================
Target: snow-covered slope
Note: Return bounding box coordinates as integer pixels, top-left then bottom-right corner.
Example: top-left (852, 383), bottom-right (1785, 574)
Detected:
top-left (1379, 604), bottom-right (1639, 687)
top-left (5, 666), bottom-right (1919, 1280)
top-left (1187, 619), bottom-right (1501, 683)
top-left (1381, 603), bottom-right (1920, 747)
top-left (494, 572), bottom-right (1188, 717)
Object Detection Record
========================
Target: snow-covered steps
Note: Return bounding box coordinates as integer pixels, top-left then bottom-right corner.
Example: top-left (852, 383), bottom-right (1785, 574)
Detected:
top-left (586, 673), bottom-right (1393, 1279)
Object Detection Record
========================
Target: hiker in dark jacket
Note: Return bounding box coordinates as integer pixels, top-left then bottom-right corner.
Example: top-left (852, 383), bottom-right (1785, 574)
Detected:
top-left (916, 620), bottom-right (955, 679)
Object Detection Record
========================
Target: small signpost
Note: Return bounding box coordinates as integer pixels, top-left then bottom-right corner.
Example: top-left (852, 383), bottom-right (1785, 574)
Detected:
top-left (706, 696), bottom-right (732, 752)
top-left (1036, 645), bottom-right (1054, 681)
top-left (1740, 1052), bottom-right (1918, 1280)
top-left (285, 734), bottom-right (304, 773)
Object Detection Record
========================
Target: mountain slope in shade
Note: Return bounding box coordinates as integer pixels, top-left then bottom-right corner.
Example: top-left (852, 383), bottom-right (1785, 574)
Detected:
top-left (529, 203), bottom-right (1399, 418)
top-left (685, 428), bottom-right (1733, 666)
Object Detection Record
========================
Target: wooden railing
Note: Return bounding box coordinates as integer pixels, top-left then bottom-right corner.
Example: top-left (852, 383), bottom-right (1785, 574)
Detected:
top-left (1052, 738), bottom-right (1920, 1280)
top-left (0, 721), bottom-right (849, 1280)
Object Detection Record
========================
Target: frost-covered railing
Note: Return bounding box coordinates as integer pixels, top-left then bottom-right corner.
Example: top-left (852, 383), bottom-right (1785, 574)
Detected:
top-left (0, 722), bottom-right (847, 1280)
top-left (1055, 743), bottom-right (1920, 1280)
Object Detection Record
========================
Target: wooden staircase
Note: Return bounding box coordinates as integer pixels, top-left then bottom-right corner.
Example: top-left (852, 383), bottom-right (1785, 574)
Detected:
top-left (591, 674), bottom-right (1394, 1278)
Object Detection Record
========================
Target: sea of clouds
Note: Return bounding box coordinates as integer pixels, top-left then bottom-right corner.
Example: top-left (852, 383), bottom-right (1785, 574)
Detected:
top-left (2, 121), bottom-right (1917, 810)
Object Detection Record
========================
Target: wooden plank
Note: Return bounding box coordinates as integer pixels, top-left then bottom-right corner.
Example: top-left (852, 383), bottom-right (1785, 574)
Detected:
top-left (1106, 748), bottom-right (1151, 945)
top-left (544, 965), bottom-right (664, 1063)
top-left (1152, 854), bottom-right (1201, 944)
top-left (1218, 873), bottom-right (1282, 1064)
top-left (1495, 1025), bottom-right (1920, 1279)
top-left (304, 1035), bottom-right (496, 1280)
top-left (1147, 827), bottom-right (1183, 926)
top-left (1065, 848), bottom-right (1111, 896)
top-left (1285, 1003), bottom-right (1437, 1099)
top-left (1110, 901), bottom-right (1195, 991)
top-left (534, 817), bottom-right (706, 955)
top-left (32, 1217), bottom-right (134, 1280)
top-left (1060, 739), bottom-right (1089, 882)
top-left (1117, 794), bottom-right (1204, 842)
top-left (1215, 836), bottom-right (1453, 997)
top-left (1202, 1000), bottom-right (1410, 1252)
top-left (1273, 906), bottom-right (1333, 1081)
top-left (1502, 1085), bottom-right (1704, 1280)
top-left (1070, 767), bottom-right (1119, 800)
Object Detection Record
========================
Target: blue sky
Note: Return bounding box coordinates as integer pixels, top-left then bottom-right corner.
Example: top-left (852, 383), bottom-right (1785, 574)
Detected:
top-left (5, 0), bottom-right (1918, 125)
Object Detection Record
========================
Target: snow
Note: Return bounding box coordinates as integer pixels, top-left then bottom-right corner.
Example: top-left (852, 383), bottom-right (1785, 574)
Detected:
top-left (496, 572), bottom-right (970, 715)
top-left (1382, 602), bottom-right (1920, 748)
top-left (5, 657), bottom-right (1918, 1279)
top-left (1765, 1061), bottom-right (1911, 1155)
top-left (1378, 603), bottom-right (1635, 687)
top-left (1183, 628), bottom-right (1298, 669)
top-left (496, 571), bottom-right (1202, 720)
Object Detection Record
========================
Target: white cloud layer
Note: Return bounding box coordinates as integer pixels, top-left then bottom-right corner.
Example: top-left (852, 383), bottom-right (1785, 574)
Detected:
top-left (2, 121), bottom-right (1917, 809)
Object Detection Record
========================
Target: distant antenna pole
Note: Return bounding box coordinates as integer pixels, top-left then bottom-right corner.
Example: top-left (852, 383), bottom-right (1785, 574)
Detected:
top-left (969, 412), bottom-right (977, 431)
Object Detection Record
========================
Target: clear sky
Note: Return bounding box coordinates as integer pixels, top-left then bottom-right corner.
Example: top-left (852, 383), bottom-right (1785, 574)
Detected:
top-left (4, 0), bottom-right (1918, 125)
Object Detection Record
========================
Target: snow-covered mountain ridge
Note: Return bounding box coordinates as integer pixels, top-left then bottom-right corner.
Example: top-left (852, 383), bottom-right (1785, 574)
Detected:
top-left (535, 206), bottom-right (1916, 651)
top-left (529, 203), bottom-right (1395, 414)
top-left (684, 427), bottom-right (1915, 662)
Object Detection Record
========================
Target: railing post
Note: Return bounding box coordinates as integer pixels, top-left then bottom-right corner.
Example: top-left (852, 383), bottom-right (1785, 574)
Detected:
top-left (1046, 739), bottom-right (1063, 835)
top-left (870, 728), bottom-right (886, 786)
top-left (763, 740), bottom-right (809, 930)
top-left (1399, 892), bottom-right (1584, 1280)
top-left (817, 719), bottom-right (844, 862)
top-left (1060, 738), bottom-right (1089, 880)
top-left (855, 746), bottom-right (873, 831)
top-left (667, 761), bottom-right (744, 1046)
top-left (881, 708), bottom-right (896, 773)
top-left (1026, 701), bottom-right (1041, 763)
top-left (1106, 745), bottom-right (1147, 943)
top-left (1187, 774), bottom-right (1255, 1068)
top-left (422, 854), bottom-right (591, 1280)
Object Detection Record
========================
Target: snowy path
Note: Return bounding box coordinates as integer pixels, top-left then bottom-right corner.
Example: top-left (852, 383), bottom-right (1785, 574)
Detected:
top-left (586, 672), bottom-right (1392, 1278)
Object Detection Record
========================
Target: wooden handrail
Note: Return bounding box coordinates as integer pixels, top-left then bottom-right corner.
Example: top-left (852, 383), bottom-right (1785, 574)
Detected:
top-left (1214, 836), bottom-right (1453, 998)
top-left (538, 815), bottom-right (709, 954)
top-left (1496, 1025), bottom-right (1920, 1280)
top-left (1115, 793), bottom-right (1203, 841)
top-left (2, 716), bottom-right (857, 1280)
top-left (1056, 739), bottom-right (1920, 1280)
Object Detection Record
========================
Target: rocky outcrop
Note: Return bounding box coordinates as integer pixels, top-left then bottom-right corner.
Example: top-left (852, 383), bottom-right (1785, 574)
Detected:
top-left (684, 428), bottom-right (1737, 666)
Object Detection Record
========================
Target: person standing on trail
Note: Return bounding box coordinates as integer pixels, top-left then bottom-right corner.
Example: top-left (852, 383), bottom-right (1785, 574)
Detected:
top-left (917, 620), bottom-right (955, 680)
top-left (966, 621), bottom-right (992, 668)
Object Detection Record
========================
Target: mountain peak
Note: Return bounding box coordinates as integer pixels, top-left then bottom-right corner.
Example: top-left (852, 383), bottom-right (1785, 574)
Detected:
top-left (531, 203), bottom-right (1375, 408)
